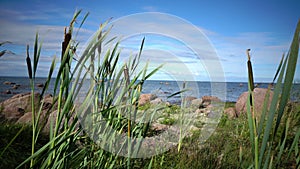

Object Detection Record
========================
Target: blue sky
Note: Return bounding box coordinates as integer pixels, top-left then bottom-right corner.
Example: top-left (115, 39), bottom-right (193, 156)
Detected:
top-left (0, 0), bottom-right (299, 82)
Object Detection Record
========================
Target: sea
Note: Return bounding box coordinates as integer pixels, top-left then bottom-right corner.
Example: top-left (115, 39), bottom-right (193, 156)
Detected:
top-left (1, 76), bottom-right (300, 103)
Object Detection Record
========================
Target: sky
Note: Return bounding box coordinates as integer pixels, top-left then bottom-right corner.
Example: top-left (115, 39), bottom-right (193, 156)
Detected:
top-left (0, 0), bottom-right (299, 82)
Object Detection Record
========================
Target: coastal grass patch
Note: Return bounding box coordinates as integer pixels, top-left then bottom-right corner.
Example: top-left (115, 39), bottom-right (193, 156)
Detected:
top-left (1, 102), bottom-right (299, 168)
top-left (139, 114), bottom-right (252, 168)
top-left (0, 123), bottom-right (49, 169)
top-left (225, 101), bottom-right (235, 108)
top-left (139, 101), bottom-right (300, 168)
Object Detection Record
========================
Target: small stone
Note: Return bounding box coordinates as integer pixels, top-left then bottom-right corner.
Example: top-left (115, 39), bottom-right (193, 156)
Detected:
top-left (3, 81), bottom-right (15, 85)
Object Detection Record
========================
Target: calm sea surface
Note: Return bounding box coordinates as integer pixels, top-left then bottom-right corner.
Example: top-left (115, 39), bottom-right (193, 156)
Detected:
top-left (1, 76), bottom-right (299, 103)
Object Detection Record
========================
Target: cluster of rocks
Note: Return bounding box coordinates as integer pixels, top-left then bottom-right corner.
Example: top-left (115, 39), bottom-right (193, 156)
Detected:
top-left (0, 88), bottom-right (274, 134)
top-left (0, 92), bottom-right (57, 133)
top-left (2, 81), bottom-right (44, 95)
top-left (138, 88), bottom-right (273, 119)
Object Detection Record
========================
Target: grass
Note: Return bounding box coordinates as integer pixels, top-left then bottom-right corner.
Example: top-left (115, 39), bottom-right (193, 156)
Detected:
top-left (0, 101), bottom-right (299, 168)
top-left (245, 19), bottom-right (300, 169)
top-left (0, 124), bottom-right (49, 169)
top-left (0, 10), bottom-right (299, 169)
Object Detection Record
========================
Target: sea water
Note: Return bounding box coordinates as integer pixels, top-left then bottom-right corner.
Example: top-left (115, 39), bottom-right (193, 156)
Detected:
top-left (1, 76), bottom-right (299, 103)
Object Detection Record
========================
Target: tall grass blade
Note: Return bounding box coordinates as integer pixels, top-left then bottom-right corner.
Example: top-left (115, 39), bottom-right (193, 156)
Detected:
top-left (258, 56), bottom-right (288, 167)
top-left (287, 127), bottom-right (300, 161)
top-left (272, 54), bottom-right (285, 83)
top-left (257, 85), bottom-right (271, 137)
top-left (246, 49), bottom-right (256, 162)
top-left (275, 117), bottom-right (290, 166)
top-left (0, 125), bottom-right (25, 158)
top-left (274, 19), bottom-right (300, 135)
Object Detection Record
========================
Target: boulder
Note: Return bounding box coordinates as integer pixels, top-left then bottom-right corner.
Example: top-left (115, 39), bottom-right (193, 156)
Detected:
top-left (42, 94), bottom-right (55, 109)
top-left (16, 110), bottom-right (49, 125)
top-left (224, 107), bottom-right (237, 119)
top-left (191, 98), bottom-right (203, 108)
top-left (0, 92), bottom-right (40, 122)
top-left (1, 107), bottom-right (26, 122)
top-left (139, 94), bottom-right (157, 106)
top-left (43, 110), bottom-right (58, 133)
top-left (150, 98), bottom-right (163, 105)
top-left (16, 112), bottom-right (33, 124)
top-left (182, 96), bottom-right (197, 106)
top-left (201, 96), bottom-right (221, 108)
top-left (235, 88), bottom-right (273, 117)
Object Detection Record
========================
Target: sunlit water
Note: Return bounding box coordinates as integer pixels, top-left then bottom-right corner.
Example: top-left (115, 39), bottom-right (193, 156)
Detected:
top-left (1, 76), bottom-right (299, 103)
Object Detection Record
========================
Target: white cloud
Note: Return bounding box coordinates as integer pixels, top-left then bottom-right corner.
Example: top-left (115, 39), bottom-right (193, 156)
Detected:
top-left (206, 30), bottom-right (292, 82)
top-left (0, 18), bottom-right (94, 77)
top-left (102, 13), bottom-right (225, 82)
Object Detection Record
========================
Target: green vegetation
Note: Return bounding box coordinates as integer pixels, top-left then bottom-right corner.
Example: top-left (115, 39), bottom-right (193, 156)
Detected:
top-left (0, 11), bottom-right (299, 168)
top-left (245, 19), bottom-right (300, 169)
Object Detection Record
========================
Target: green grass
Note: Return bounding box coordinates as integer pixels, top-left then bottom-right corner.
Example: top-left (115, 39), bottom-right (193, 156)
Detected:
top-left (1, 101), bottom-right (299, 168)
top-left (0, 123), bottom-right (49, 169)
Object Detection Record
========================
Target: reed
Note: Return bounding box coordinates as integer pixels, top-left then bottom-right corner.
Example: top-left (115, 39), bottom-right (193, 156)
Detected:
top-left (246, 19), bottom-right (300, 168)
top-left (15, 10), bottom-right (167, 168)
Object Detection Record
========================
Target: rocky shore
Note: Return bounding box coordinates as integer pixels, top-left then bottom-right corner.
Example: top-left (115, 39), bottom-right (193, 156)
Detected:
top-left (0, 88), bottom-right (273, 134)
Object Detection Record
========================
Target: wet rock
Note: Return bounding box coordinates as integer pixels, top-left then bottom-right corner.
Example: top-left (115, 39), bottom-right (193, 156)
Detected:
top-left (36, 83), bottom-right (44, 88)
top-left (3, 81), bottom-right (15, 85)
top-left (12, 84), bottom-right (20, 89)
top-left (5, 90), bottom-right (12, 94)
